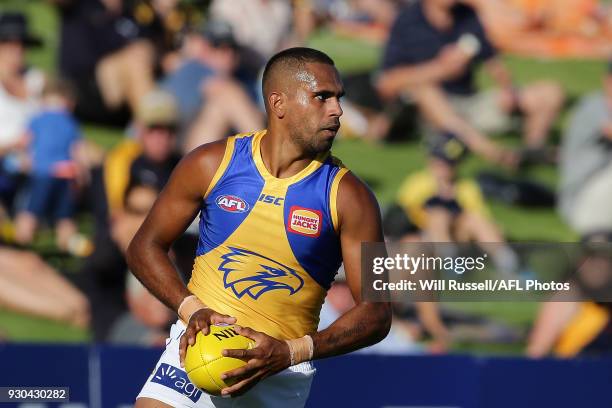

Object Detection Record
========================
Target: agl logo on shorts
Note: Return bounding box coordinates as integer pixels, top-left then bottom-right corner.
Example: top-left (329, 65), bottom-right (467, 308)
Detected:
top-left (287, 206), bottom-right (322, 237)
top-left (151, 363), bottom-right (202, 402)
top-left (216, 195), bottom-right (249, 213)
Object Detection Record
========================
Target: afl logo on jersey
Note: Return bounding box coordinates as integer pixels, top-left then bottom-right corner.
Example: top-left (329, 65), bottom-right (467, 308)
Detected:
top-left (216, 195), bottom-right (249, 213)
top-left (287, 206), bottom-right (322, 237)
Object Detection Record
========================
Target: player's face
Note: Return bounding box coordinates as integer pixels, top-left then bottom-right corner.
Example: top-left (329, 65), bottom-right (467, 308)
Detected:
top-left (287, 62), bottom-right (344, 155)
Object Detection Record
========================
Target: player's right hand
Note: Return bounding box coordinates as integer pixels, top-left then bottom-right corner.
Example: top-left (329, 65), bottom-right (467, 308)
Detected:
top-left (179, 308), bottom-right (236, 368)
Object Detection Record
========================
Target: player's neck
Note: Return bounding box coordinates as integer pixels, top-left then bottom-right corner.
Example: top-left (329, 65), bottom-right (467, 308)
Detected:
top-left (260, 128), bottom-right (318, 179)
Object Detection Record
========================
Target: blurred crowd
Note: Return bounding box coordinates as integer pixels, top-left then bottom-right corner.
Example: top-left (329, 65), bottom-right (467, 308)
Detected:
top-left (0, 0), bottom-right (611, 358)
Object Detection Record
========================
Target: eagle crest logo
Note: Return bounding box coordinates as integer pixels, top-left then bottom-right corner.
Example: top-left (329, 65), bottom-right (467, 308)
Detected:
top-left (219, 247), bottom-right (304, 300)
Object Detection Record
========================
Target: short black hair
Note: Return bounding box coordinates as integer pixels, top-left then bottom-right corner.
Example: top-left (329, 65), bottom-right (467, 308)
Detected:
top-left (262, 47), bottom-right (335, 103)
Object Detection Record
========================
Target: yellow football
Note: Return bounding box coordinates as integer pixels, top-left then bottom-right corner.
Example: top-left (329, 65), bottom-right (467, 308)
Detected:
top-left (184, 324), bottom-right (255, 396)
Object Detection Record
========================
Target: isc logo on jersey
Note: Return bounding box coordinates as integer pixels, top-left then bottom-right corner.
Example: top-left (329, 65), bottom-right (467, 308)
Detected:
top-left (287, 206), bottom-right (322, 237)
top-left (216, 195), bottom-right (249, 213)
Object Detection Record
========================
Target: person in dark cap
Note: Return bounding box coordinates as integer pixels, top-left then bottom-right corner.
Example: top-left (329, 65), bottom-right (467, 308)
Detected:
top-left (75, 89), bottom-right (187, 342)
top-left (160, 20), bottom-right (263, 152)
top-left (0, 12), bottom-right (45, 219)
top-left (0, 12), bottom-right (42, 47)
top-left (392, 132), bottom-right (485, 239)
top-left (388, 131), bottom-right (519, 273)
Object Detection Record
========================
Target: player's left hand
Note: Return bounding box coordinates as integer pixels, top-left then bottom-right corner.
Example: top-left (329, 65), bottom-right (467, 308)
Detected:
top-left (220, 326), bottom-right (291, 397)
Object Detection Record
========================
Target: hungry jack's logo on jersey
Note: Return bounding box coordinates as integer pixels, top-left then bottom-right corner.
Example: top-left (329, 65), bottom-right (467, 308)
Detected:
top-left (287, 206), bottom-right (322, 237)
top-left (216, 194), bottom-right (249, 213)
top-left (219, 246), bottom-right (304, 300)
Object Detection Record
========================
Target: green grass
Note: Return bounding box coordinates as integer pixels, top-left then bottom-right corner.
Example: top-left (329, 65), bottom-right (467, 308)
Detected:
top-left (0, 1), bottom-right (601, 350)
top-left (0, 310), bottom-right (88, 342)
top-left (309, 29), bottom-right (382, 73)
top-left (332, 139), bottom-right (426, 203)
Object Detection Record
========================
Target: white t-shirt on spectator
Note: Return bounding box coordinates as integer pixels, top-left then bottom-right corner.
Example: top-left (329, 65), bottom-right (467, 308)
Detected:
top-left (0, 68), bottom-right (44, 148)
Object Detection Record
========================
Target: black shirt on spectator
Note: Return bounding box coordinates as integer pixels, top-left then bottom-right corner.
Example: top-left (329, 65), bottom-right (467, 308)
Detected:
top-left (57, 0), bottom-right (164, 78)
top-left (382, 1), bottom-right (496, 96)
top-left (129, 153), bottom-right (181, 192)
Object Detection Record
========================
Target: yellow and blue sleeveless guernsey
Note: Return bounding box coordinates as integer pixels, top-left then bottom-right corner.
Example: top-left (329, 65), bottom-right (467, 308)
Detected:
top-left (187, 130), bottom-right (348, 340)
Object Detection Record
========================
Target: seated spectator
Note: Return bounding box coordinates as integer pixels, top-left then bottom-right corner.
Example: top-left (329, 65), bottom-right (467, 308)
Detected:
top-left (103, 90), bottom-right (181, 216)
top-left (559, 62), bottom-right (612, 236)
top-left (107, 183), bottom-right (173, 346)
top-left (77, 89), bottom-right (185, 341)
top-left (396, 133), bottom-right (492, 238)
top-left (376, 0), bottom-right (564, 164)
top-left (0, 245), bottom-right (89, 329)
top-left (0, 12), bottom-right (44, 214)
top-left (508, 0), bottom-right (601, 34)
top-left (161, 21), bottom-right (263, 152)
top-left (209, 0), bottom-right (301, 74)
top-left (529, 301), bottom-right (611, 358)
top-left (471, 0), bottom-right (612, 58)
top-left (108, 273), bottom-right (173, 346)
top-left (14, 78), bottom-right (90, 254)
top-left (295, 0), bottom-right (406, 45)
top-left (393, 132), bottom-right (519, 274)
top-left (527, 233), bottom-right (612, 358)
top-left (51, 0), bottom-right (174, 126)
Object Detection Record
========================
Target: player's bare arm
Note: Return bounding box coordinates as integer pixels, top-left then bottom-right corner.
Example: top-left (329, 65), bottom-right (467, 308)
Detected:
top-left (221, 172), bottom-right (392, 396)
top-left (310, 172), bottom-right (392, 358)
top-left (126, 140), bottom-right (237, 365)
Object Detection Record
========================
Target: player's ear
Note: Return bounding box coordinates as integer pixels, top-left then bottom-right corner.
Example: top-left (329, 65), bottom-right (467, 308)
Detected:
top-left (269, 92), bottom-right (286, 119)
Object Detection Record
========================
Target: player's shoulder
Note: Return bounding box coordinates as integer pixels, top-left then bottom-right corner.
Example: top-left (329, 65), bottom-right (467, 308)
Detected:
top-left (325, 154), bottom-right (366, 197)
top-left (183, 138), bottom-right (229, 174)
top-left (163, 138), bottom-right (231, 200)
top-left (333, 167), bottom-right (382, 237)
top-left (179, 132), bottom-right (259, 195)
top-left (337, 170), bottom-right (374, 202)
top-left (336, 168), bottom-right (380, 223)
top-left (189, 131), bottom-right (258, 171)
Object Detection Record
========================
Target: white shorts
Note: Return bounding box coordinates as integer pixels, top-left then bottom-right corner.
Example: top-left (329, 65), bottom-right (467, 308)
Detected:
top-left (136, 320), bottom-right (316, 408)
top-left (447, 89), bottom-right (515, 135)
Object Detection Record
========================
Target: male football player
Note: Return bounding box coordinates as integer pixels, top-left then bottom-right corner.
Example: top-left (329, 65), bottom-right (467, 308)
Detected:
top-left (128, 47), bottom-right (391, 407)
